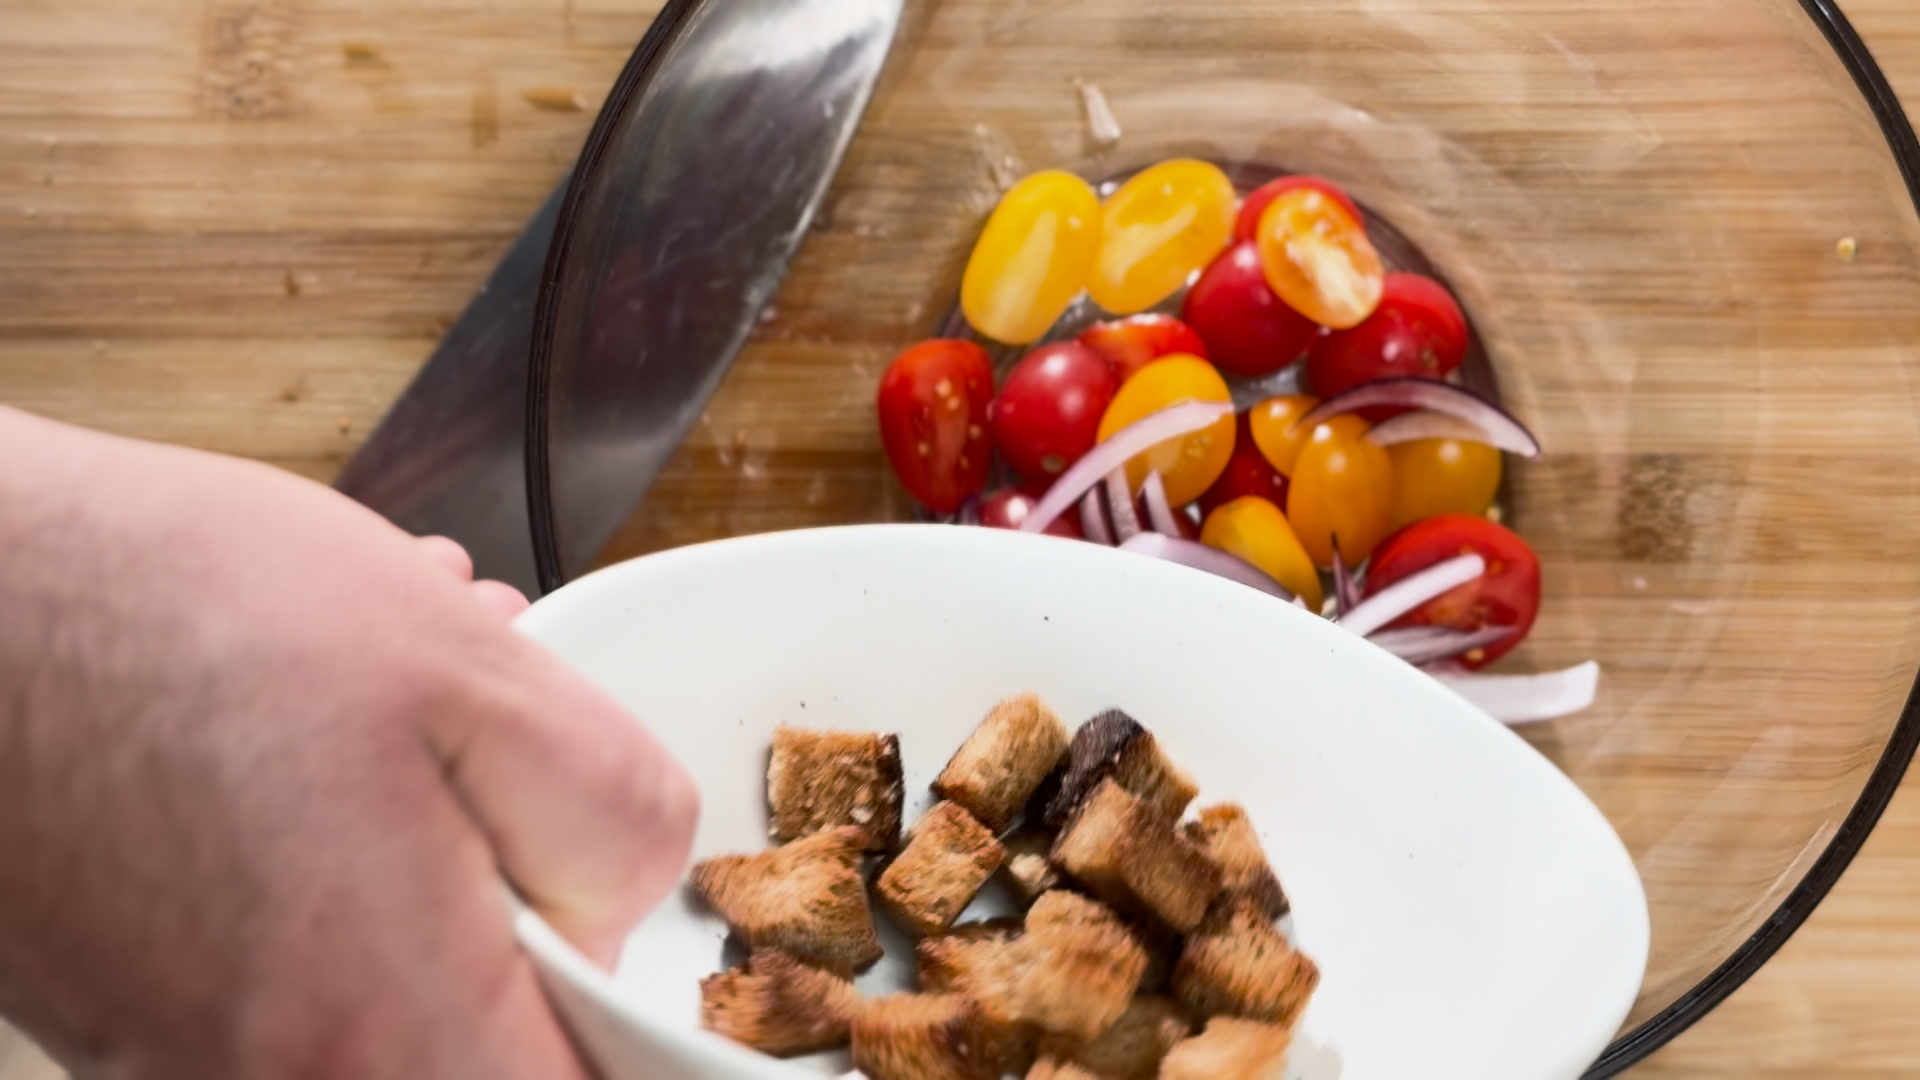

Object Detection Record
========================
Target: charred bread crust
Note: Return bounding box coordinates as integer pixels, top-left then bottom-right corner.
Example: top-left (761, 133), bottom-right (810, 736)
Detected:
top-left (852, 994), bottom-right (1000, 1080)
top-left (1159, 1017), bottom-right (1293, 1080)
top-left (689, 826), bottom-right (884, 974)
top-left (933, 694), bottom-right (1071, 832)
top-left (698, 948), bottom-right (860, 1056)
top-left (1015, 891), bottom-right (1149, 1041)
top-left (1035, 995), bottom-right (1193, 1080)
top-left (999, 827), bottom-right (1063, 906)
top-left (766, 727), bottom-right (904, 850)
top-left (1051, 779), bottom-right (1224, 932)
top-left (1172, 898), bottom-right (1319, 1026)
top-left (877, 801), bottom-right (1007, 937)
top-left (1026, 1058), bottom-right (1104, 1080)
top-left (1044, 710), bottom-right (1196, 827)
top-left (1185, 804), bottom-right (1289, 919)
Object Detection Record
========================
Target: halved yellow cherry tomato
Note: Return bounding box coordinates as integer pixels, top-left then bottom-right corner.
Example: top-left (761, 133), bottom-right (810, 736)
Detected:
top-left (1256, 188), bottom-right (1384, 329)
top-left (1386, 438), bottom-right (1502, 531)
top-left (1286, 419), bottom-right (1395, 567)
top-left (1245, 395), bottom-right (1368, 478)
top-left (1088, 160), bottom-right (1236, 315)
top-left (962, 170), bottom-right (1103, 344)
top-left (1095, 354), bottom-right (1234, 506)
top-left (1200, 496), bottom-right (1324, 611)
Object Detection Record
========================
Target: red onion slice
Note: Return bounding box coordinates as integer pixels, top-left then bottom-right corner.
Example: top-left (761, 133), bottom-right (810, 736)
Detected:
top-left (1429, 661), bottom-right (1600, 724)
top-left (1119, 533), bottom-right (1296, 603)
top-left (1331, 545), bottom-right (1359, 616)
top-left (1020, 400), bottom-right (1234, 534)
top-left (1141, 471), bottom-right (1183, 538)
top-left (1293, 378), bottom-right (1540, 458)
top-left (1080, 489), bottom-right (1115, 546)
top-left (1336, 553), bottom-right (1485, 638)
top-left (1368, 624), bottom-right (1516, 667)
top-left (1105, 469), bottom-right (1142, 542)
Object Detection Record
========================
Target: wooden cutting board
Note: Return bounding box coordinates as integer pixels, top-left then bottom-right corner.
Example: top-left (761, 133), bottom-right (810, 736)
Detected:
top-left (2, 1), bottom-right (1919, 1076)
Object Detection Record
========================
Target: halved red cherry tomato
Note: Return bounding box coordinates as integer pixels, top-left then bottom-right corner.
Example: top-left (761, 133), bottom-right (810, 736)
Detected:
top-left (876, 340), bottom-right (994, 514)
top-left (1197, 413), bottom-right (1290, 516)
top-left (1306, 273), bottom-right (1469, 419)
top-left (988, 342), bottom-right (1120, 488)
top-left (979, 488), bottom-right (1085, 538)
top-left (1076, 314), bottom-right (1209, 383)
top-left (1365, 514), bottom-right (1541, 668)
top-left (1182, 240), bottom-right (1321, 377)
top-left (1235, 175), bottom-right (1362, 242)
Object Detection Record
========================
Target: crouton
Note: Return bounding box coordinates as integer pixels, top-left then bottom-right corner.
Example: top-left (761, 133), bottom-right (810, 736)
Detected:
top-left (933, 694), bottom-right (1071, 832)
top-left (699, 948), bottom-right (860, 1056)
top-left (1015, 891), bottom-right (1149, 1041)
top-left (1124, 914), bottom-right (1183, 995)
top-left (1026, 1058), bottom-right (1104, 1080)
top-left (767, 727), bottom-right (904, 850)
top-left (690, 826), bottom-right (883, 974)
top-left (852, 994), bottom-right (999, 1080)
top-left (1034, 995), bottom-right (1192, 1080)
top-left (1172, 898), bottom-right (1319, 1026)
top-left (1158, 1017), bottom-right (1293, 1080)
top-left (1051, 779), bottom-right (1223, 933)
top-left (1043, 710), bottom-right (1197, 827)
top-left (1185, 804), bottom-right (1289, 919)
top-left (876, 801), bottom-right (1006, 936)
top-left (1000, 827), bottom-right (1062, 905)
top-left (918, 920), bottom-right (1039, 1074)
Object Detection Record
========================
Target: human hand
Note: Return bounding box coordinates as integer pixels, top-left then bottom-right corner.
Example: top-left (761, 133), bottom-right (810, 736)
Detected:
top-left (0, 407), bottom-right (698, 1078)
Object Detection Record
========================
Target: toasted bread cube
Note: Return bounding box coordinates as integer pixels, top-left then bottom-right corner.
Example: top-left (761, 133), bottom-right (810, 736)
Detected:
top-left (1035, 995), bottom-right (1192, 1080)
top-left (1015, 891), bottom-right (1148, 1041)
top-left (1124, 914), bottom-right (1183, 995)
top-left (690, 826), bottom-right (883, 974)
top-left (918, 920), bottom-right (1039, 1074)
top-left (699, 948), bottom-right (860, 1056)
top-left (768, 727), bottom-right (904, 850)
top-left (1172, 898), bottom-right (1319, 1026)
top-left (852, 994), bottom-right (999, 1080)
top-left (876, 802), bottom-right (1006, 937)
top-left (1026, 1058), bottom-right (1104, 1080)
top-left (1052, 779), bottom-right (1223, 932)
top-left (1044, 710), bottom-right (1196, 827)
top-left (934, 694), bottom-right (1071, 832)
top-left (1000, 827), bottom-right (1063, 905)
top-left (1159, 1017), bottom-right (1293, 1080)
top-left (1185, 804), bottom-right (1289, 919)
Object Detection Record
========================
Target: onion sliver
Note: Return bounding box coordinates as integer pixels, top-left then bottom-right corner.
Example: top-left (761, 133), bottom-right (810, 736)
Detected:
top-left (1331, 546), bottom-right (1360, 616)
top-left (1080, 489), bottom-right (1115, 546)
top-left (1293, 378), bottom-right (1540, 459)
top-left (1119, 533), bottom-right (1296, 602)
top-left (1430, 661), bottom-right (1600, 724)
top-left (1336, 553), bottom-right (1486, 638)
top-left (1020, 400), bottom-right (1235, 534)
top-left (1370, 624), bottom-right (1516, 667)
top-left (1141, 471), bottom-right (1183, 538)
top-left (1105, 469), bottom-right (1142, 542)
top-left (1365, 410), bottom-right (1516, 451)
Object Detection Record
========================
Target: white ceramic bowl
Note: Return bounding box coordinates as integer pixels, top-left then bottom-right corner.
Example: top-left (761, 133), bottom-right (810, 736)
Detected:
top-left (511, 524), bottom-right (1648, 1080)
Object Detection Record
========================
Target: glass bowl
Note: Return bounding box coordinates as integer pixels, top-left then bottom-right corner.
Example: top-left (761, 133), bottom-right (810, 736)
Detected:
top-left (526, 0), bottom-right (1920, 1073)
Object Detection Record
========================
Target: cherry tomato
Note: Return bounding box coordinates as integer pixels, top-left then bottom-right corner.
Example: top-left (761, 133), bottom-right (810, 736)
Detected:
top-left (1366, 514), bottom-right (1541, 668)
top-left (1256, 187), bottom-right (1384, 330)
top-left (1200, 497), bottom-right (1323, 611)
top-left (1182, 240), bottom-right (1321, 376)
top-left (1197, 413), bottom-right (1290, 517)
top-left (962, 170), bottom-right (1103, 344)
top-left (1076, 314), bottom-right (1210, 383)
top-left (1286, 418), bottom-right (1394, 568)
top-left (1095, 354), bottom-right (1234, 507)
top-left (1386, 438), bottom-right (1502, 532)
top-left (1306, 273), bottom-right (1469, 417)
top-left (1089, 160), bottom-right (1237, 314)
top-left (876, 340), bottom-right (994, 514)
top-left (988, 343), bottom-right (1120, 488)
top-left (1234, 175), bottom-right (1362, 242)
top-left (1247, 395), bottom-right (1371, 477)
top-left (979, 488), bottom-right (1085, 539)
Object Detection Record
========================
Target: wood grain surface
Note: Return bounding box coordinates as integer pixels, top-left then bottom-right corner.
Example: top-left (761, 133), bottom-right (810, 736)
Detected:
top-left (4, 1), bottom-right (1920, 1077)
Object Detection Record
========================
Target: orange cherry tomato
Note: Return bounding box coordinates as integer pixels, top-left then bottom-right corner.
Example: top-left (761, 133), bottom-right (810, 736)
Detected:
top-left (1244, 396), bottom-right (1365, 478)
top-left (1200, 496), bottom-right (1324, 611)
top-left (1095, 354), bottom-right (1234, 507)
top-left (1286, 419), bottom-right (1395, 568)
top-left (1256, 187), bottom-right (1384, 330)
top-left (961, 170), bottom-right (1103, 344)
top-left (1386, 438), bottom-right (1502, 532)
top-left (1089, 160), bottom-right (1236, 315)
